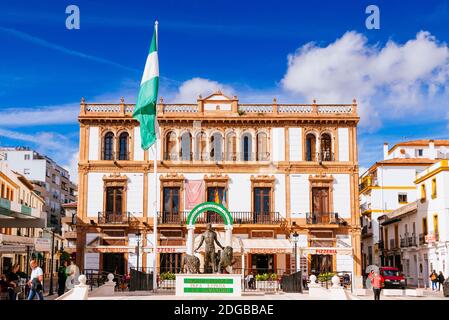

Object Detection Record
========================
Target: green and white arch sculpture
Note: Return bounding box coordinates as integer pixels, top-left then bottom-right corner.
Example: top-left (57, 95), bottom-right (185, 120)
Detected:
top-left (186, 202), bottom-right (233, 255)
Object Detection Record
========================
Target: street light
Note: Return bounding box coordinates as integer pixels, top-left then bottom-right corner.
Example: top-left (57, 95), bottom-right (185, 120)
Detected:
top-left (136, 231), bottom-right (142, 272)
top-left (292, 231), bottom-right (299, 273)
top-left (48, 228), bottom-right (56, 296)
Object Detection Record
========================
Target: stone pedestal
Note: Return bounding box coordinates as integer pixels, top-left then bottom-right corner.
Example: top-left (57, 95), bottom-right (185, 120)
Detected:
top-left (405, 289), bottom-right (424, 297)
top-left (382, 289), bottom-right (404, 296)
top-left (176, 274), bottom-right (241, 297)
top-left (90, 274), bottom-right (116, 297)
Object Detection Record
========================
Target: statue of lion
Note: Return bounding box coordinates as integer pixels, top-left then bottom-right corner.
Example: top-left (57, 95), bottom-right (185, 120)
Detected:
top-left (182, 254), bottom-right (200, 274)
top-left (218, 246), bottom-right (235, 274)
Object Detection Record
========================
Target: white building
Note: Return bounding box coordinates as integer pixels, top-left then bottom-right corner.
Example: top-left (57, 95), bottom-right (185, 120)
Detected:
top-left (0, 147), bottom-right (77, 231)
top-left (359, 140), bottom-right (449, 271)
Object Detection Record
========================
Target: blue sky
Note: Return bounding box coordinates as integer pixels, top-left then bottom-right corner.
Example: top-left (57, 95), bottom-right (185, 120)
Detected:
top-left (1, 0), bottom-right (449, 180)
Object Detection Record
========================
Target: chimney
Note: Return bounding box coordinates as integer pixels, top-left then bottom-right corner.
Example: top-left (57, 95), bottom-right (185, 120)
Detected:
top-left (429, 140), bottom-right (435, 160)
top-left (383, 142), bottom-right (389, 160)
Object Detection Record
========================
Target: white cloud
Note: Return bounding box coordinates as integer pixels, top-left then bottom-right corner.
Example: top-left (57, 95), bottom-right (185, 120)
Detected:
top-left (281, 31), bottom-right (449, 130)
top-left (172, 77), bottom-right (234, 102)
top-left (64, 151), bottom-right (79, 183)
top-left (0, 128), bottom-right (78, 182)
top-left (0, 103), bottom-right (79, 127)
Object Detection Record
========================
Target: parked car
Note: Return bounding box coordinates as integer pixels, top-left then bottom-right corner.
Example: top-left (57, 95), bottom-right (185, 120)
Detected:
top-left (443, 278), bottom-right (449, 297)
top-left (380, 267), bottom-right (406, 289)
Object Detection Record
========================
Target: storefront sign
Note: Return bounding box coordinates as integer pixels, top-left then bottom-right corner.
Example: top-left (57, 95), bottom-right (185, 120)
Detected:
top-left (316, 249), bottom-right (338, 255)
top-left (0, 234), bottom-right (35, 245)
top-left (247, 248), bottom-right (290, 254)
top-left (34, 237), bottom-right (51, 251)
top-left (145, 246), bottom-right (186, 253)
top-left (0, 245), bottom-right (28, 253)
top-left (87, 246), bottom-right (133, 253)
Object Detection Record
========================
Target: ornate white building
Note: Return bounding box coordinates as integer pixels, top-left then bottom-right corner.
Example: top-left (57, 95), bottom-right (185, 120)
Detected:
top-left (72, 92), bottom-right (362, 285)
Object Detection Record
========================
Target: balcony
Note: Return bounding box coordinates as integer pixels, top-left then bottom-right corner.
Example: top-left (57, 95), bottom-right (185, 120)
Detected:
top-left (408, 236), bottom-right (417, 247)
top-left (359, 176), bottom-right (378, 192)
top-left (102, 151), bottom-right (131, 161)
top-left (164, 152), bottom-right (271, 162)
top-left (97, 212), bottom-right (139, 226)
top-left (419, 233), bottom-right (425, 246)
top-left (305, 212), bottom-right (341, 225)
top-left (157, 211), bottom-right (285, 225)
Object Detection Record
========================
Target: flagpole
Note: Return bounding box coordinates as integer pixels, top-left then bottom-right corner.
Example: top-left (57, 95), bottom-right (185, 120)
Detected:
top-left (152, 20), bottom-right (159, 292)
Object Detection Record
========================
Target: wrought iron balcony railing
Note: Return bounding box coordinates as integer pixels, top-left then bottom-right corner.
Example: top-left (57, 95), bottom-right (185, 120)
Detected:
top-left (157, 211), bottom-right (285, 225)
top-left (98, 211), bottom-right (131, 224)
top-left (305, 212), bottom-right (339, 225)
top-left (419, 233), bottom-right (425, 246)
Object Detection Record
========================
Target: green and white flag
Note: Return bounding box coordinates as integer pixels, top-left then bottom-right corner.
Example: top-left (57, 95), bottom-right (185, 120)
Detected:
top-left (133, 22), bottom-right (159, 150)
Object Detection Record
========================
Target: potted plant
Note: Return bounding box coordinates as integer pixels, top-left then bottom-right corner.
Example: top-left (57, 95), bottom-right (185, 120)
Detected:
top-left (317, 272), bottom-right (335, 286)
top-left (255, 273), bottom-right (279, 290)
top-left (159, 272), bottom-right (176, 288)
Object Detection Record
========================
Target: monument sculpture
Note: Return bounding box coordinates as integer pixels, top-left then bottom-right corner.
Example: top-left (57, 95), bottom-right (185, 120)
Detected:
top-left (194, 223), bottom-right (224, 273)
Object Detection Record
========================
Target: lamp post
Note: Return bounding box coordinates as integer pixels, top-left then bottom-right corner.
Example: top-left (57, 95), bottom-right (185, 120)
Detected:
top-left (292, 231), bottom-right (299, 273)
top-left (48, 228), bottom-right (56, 296)
top-left (136, 231), bottom-right (142, 272)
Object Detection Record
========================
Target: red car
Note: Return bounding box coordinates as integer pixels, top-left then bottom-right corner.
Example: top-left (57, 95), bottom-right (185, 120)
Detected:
top-left (380, 267), bottom-right (406, 289)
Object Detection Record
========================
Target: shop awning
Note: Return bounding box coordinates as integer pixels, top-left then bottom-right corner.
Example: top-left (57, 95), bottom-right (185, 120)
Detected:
top-left (241, 238), bottom-right (293, 254)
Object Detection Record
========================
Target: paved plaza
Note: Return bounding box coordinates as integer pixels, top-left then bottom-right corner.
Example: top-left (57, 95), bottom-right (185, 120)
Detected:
top-left (85, 288), bottom-right (448, 300)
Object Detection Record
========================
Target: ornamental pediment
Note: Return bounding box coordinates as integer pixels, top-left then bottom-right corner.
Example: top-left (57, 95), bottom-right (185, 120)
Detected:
top-left (200, 91), bottom-right (235, 102)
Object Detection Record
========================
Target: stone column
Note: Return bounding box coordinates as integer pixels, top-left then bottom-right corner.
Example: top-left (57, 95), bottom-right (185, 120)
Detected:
top-left (186, 225), bottom-right (195, 255)
top-left (224, 225), bottom-right (233, 247)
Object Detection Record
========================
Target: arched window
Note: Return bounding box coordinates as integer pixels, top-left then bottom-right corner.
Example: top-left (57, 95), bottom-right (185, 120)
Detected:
top-left (118, 132), bottom-right (129, 160)
top-left (196, 132), bottom-right (207, 161)
top-left (103, 132), bottom-right (114, 160)
top-left (165, 131), bottom-right (177, 160)
top-left (225, 132), bottom-right (237, 161)
top-left (241, 133), bottom-right (252, 161)
top-left (320, 133), bottom-right (332, 161)
top-left (181, 132), bottom-right (192, 161)
top-left (210, 132), bottom-right (223, 161)
top-left (256, 132), bottom-right (268, 161)
top-left (305, 133), bottom-right (316, 161)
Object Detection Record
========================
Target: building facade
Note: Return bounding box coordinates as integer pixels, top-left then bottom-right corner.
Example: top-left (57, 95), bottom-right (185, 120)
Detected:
top-left (73, 92), bottom-right (362, 284)
top-left (379, 159), bottom-right (449, 287)
top-left (0, 147), bottom-right (77, 231)
top-left (359, 140), bottom-right (449, 272)
top-left (0, 161), bottom-right (46, 275)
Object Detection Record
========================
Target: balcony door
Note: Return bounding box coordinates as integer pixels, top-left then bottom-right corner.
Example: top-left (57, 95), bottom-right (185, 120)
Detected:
top-left (105, 187), bottom-right (124, 223)
top-left (163, 187), bottom-right (180, 223)
top-left (206, 187), bottom-right (225, 223)
top-left (254, 187), bottom-right (271, 223)
top-left (312, 187), bottom-right (329, 224)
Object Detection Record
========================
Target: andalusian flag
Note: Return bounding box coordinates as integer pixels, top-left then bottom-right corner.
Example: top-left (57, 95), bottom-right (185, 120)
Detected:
top-left (133, 21), bottom-right (159, 150)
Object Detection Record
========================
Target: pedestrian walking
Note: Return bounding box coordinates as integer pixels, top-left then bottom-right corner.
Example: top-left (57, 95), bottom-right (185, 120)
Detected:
top-left (6, 263), bottom-right (20, 300)
top-left (57, 260), bottom-right (69, 296)
top-left (430, 270), bottom-right (438, 291)
top-left (27, 260), bottom-right (44, 300)
top-left (438, 271), bottom-right (445, 291)
top-left (368, 270), bottom-right (384, 301)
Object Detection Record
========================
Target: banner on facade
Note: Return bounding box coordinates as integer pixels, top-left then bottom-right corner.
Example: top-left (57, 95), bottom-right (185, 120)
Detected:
top-left (185, 180), bottom-right (205, 210)
top-left (301, 247), bottom-right (352, 255)
top-left (34, 237), bottom-right (51, 252)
